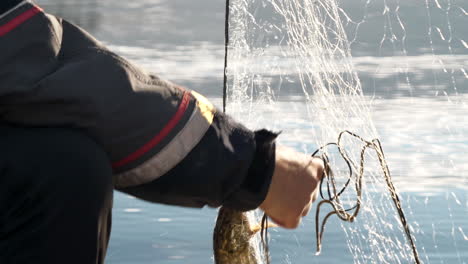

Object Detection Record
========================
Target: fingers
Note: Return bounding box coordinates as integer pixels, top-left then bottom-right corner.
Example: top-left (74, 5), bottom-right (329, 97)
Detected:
top-left (260, 145), bottom-right (325, 229)
top-left (302, 202), bottom-right (311, 216)
top-left (311, 156), bottom-right (325, 181)
top-left (269, 195), bottom-right (313, 229)
top-left (276, 215), bottom-right (302, 229)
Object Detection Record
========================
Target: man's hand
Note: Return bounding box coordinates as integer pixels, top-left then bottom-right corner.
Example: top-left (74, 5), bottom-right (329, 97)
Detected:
top-left (260, 145), bottom-right (324, 229)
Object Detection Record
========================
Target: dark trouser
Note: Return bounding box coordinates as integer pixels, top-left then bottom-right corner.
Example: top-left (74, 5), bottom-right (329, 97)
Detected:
top-left (0, 124), bottom-right (114, 264)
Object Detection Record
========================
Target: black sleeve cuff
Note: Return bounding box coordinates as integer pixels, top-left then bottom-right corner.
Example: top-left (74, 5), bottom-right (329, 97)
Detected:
top-left (222, 129), bottom-right (278, 211)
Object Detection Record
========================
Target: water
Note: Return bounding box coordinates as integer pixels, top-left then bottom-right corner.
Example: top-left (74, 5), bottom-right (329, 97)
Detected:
top-left (36, 0), bottom-right (468, 263)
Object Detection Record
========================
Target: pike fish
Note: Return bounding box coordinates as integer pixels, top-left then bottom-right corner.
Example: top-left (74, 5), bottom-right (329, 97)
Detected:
top-left (213, 207), bottom-right (275, 264)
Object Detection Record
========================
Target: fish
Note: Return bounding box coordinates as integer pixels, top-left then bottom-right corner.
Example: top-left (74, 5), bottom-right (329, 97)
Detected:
top-left (213, 207), bottom-right (276, 264)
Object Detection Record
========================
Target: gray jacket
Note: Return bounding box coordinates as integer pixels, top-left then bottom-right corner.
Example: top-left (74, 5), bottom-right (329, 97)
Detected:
top-left (0, 1), bottom-right (276, 211)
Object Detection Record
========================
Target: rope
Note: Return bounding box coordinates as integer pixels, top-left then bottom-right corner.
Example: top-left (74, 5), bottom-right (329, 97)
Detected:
top-left (260, 214), bottom-right (271, 264)
top-left (223, 2), bottom-right (272, 262)
top-left (312, 131), bottom-right (422, 264)
top-left (259, 131), bottom-right (421, 264)
top-left (223, 0), bottom-right (230, 114)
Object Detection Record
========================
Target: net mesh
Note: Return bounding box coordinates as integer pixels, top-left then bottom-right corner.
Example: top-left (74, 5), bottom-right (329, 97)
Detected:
top-left (225, 0), bottom-right (467, 263)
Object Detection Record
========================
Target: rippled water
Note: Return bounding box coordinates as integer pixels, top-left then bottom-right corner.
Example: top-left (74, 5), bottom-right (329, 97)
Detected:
top-left (36, 0), bottom-right (468, 263)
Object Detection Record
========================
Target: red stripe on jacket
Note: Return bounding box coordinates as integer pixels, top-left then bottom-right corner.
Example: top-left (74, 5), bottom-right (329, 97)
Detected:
top-left (112, 91), bottom-right (191, 169)
top-left (0, 5), bottom-right (42, 37)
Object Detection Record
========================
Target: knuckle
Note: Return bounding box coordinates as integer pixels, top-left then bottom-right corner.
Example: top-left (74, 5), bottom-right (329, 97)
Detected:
top-left (284, 218), bottom-right (301, 229)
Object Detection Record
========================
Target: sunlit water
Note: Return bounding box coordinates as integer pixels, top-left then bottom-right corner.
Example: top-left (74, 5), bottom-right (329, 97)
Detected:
top-left (36, 0), bottom-right (468, 263)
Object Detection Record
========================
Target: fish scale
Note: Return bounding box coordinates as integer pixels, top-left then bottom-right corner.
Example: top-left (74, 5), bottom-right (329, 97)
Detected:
top-left (213, 207), bottom-right (267, 264)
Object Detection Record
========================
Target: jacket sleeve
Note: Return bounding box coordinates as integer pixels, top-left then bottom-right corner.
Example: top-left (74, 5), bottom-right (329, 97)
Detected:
top-left (118, 119), bottom-right (278, 211)
top-left (0, 4), bottom-right (276, 211)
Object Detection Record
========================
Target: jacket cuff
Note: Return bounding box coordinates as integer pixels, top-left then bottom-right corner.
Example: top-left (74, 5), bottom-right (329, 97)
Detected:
top-left (222, 129), bottom-right (278, 211)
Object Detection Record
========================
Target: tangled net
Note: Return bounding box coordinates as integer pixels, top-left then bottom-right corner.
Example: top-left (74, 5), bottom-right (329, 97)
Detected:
top-left (258, 131), bottom-right (421, 264)
top-left (311, 131), bottom-right (421, 264)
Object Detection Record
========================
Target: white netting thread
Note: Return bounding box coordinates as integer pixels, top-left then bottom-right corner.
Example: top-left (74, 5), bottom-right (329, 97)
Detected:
top-left (226, 0), bottom-right (467, 263)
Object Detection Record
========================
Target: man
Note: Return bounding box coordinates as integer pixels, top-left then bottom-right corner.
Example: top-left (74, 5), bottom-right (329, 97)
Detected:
top-left (0, 0), bottom-right (324, 263)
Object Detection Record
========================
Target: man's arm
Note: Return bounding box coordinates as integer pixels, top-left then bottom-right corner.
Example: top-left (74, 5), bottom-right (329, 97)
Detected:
top-left (0, 2), bottom-right (323, 227)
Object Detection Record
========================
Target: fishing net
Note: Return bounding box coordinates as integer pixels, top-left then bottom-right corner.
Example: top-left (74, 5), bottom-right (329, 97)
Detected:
top-left (224, 0), bottom-right (467, 263)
